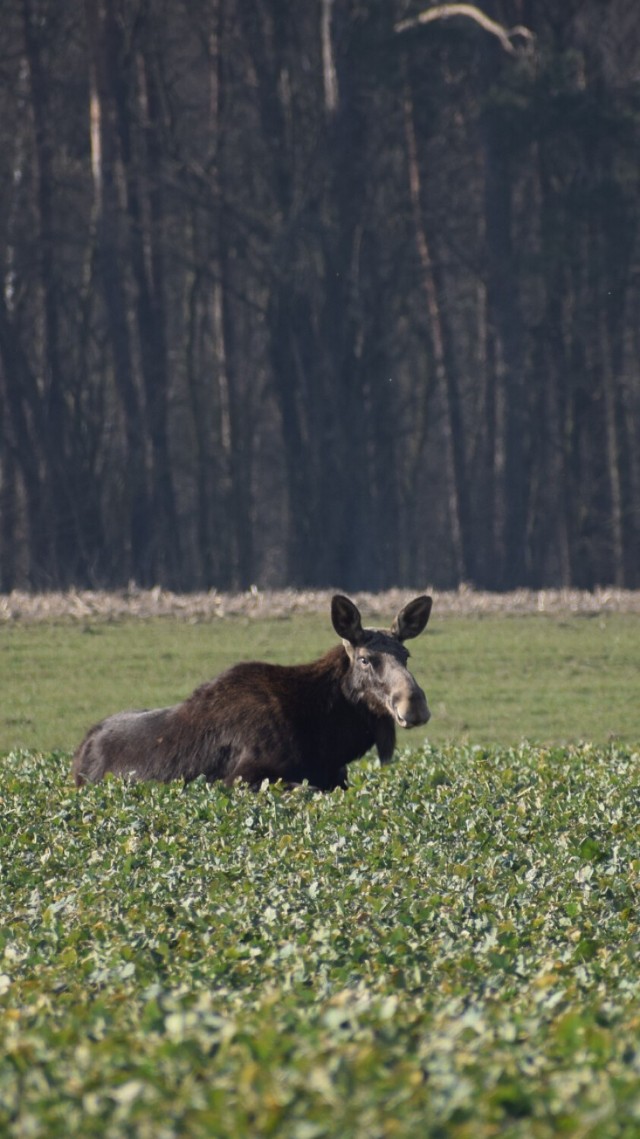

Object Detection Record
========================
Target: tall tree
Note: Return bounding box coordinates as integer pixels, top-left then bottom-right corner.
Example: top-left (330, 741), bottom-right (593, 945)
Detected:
top-left (84, 0), bottom-right (152, 583)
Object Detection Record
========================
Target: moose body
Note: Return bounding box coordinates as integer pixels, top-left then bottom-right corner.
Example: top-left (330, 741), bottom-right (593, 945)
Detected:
top-left (72, 594), bottom-right (432, 790)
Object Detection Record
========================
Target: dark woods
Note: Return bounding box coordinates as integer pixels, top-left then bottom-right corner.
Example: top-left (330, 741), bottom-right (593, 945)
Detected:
top-left (0, 2), bottom-right (639, 593)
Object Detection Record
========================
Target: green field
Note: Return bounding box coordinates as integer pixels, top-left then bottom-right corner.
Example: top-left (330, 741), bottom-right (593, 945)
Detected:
top-left (1, 610), bottom-right (639, 1136)
top-left (1, 745), bottom-right (639, 1137)
top-left (0, 610), bottom-right (638, 754)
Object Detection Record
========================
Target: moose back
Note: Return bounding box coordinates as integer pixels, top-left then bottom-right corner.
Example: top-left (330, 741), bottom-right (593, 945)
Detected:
top-left (72, 594), bottom-right (432, 790)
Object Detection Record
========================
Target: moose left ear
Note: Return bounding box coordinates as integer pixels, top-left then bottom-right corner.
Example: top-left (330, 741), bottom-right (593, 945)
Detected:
top-left (391, 595), bottom-right (432, 642)
top-left (331, 594), bottom-right (364, 645)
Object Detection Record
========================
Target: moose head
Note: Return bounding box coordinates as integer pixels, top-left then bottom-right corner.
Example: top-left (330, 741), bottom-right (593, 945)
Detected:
top-left (331, 594), bottom-right (432, 742)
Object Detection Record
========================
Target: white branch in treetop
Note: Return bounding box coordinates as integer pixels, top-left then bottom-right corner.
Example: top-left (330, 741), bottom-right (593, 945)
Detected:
top-left (395, 3), bottom-right (534, 55)
top-left (321, 0), bottom-right (338, 113)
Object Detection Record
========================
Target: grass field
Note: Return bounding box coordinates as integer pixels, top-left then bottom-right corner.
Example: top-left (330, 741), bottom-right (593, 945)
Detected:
top-left (0, 609), bottom-right (638, 753)
top-left (1, 601), bottom-right (639, 1136)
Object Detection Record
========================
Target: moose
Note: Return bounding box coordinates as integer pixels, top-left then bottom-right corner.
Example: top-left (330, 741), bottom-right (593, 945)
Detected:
top-left (72, 593), bottom-right (432, 791)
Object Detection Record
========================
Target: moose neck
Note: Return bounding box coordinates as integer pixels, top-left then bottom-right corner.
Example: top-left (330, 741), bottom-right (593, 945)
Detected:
top-left (329, 644), bottom-right (398, 764)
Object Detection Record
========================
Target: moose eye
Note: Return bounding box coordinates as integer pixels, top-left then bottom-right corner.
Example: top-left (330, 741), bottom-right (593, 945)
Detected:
top-left (357, 655), bottom-right (370, 667)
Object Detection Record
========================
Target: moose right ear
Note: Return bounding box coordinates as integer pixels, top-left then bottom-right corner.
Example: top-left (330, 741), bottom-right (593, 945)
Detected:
top-left (331, 595), bottom-right (364, 645)
top-left (391, 595), bottom-right (432, 641)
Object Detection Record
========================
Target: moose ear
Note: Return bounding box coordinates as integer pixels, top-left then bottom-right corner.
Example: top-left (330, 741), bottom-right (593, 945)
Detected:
top-left (331, 594), bottom-right (364, 645)
top-left (391, 595), bottom-right (432, 642)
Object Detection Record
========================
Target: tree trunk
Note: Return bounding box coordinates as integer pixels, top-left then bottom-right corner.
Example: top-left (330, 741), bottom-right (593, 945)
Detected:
top-left (210, 0), bottom-right (254, 589)
top-left (0, 291), bottom-right (50, 584)
top-left (84, 0), bottom-right (152, 584)
top-left (132, 37), bottom-right (182, 587)
top-left (403, 76), bottom-right (473, 583)
top-left (483, 92), bottom-right (528, 588)
top-left (22, 0), bottom-right (73, 584)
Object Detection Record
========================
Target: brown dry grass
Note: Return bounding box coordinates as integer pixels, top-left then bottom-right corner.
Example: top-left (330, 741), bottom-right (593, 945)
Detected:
top-left (1, 585), bottom-right (639, 624)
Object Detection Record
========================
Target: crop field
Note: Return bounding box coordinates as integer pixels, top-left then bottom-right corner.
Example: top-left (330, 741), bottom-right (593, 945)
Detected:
top-left (1, 592), bottom-right (639, 1137)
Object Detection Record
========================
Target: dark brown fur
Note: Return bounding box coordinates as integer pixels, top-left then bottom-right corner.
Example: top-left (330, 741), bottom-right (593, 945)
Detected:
top-left (72, 594), bottom-right (432, 791)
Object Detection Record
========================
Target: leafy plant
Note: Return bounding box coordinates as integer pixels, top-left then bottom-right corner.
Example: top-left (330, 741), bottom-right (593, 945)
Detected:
top-left (1, 743), bottom-right (639, 1137)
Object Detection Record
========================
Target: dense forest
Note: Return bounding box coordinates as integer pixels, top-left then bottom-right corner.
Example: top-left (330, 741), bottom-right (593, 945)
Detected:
top-left (0, 0), bottom-right (638, 592)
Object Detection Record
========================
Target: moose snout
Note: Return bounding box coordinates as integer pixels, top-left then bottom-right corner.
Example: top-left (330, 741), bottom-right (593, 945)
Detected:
top-left (392, 688), bottom-right (430, 728)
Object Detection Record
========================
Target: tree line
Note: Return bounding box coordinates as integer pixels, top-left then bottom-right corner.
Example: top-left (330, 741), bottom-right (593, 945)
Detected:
top-left (0, 0), bottom-right (638, 593)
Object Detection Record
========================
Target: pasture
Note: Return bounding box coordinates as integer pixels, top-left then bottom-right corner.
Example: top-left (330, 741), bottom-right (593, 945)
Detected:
top-left (1, 593), bottom-right (639, 1136)
top-left (0, 598), bottom-right (638, 753)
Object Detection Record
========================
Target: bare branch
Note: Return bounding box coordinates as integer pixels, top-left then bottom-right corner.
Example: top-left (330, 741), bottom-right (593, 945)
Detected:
top-left (395, 3), bottom-right (534, 54)
top-left (321, 0), bottom-right (338, 113)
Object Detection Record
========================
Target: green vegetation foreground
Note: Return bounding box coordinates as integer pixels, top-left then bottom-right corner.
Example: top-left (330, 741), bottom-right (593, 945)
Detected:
top-left (1, 745), bottom-right (639, 1138)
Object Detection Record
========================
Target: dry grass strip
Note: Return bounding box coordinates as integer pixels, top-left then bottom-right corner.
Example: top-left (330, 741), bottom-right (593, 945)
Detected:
top-left (1, 586), bottom-right (639, 624)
